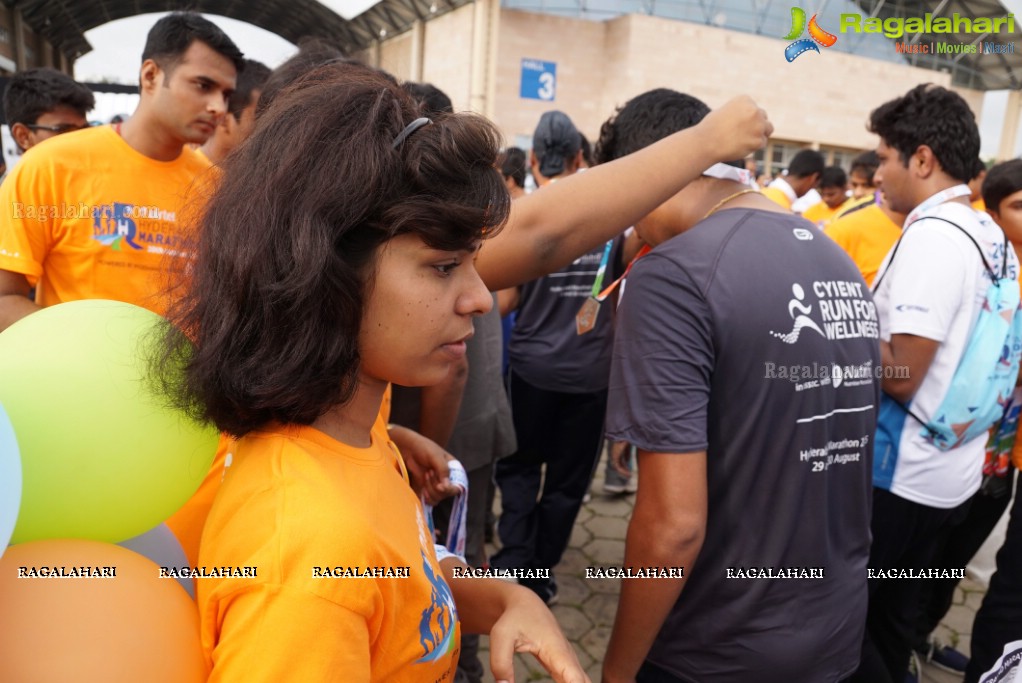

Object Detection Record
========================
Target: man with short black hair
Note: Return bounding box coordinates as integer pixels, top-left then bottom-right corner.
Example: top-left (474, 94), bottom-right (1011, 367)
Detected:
top-left (200, 58), bottom-right (269, 164)
top-left (983, 160), bottom-right (1022, 227)
top-left (597, 87), bottom-right (878, 683)
top-left (802, 165), bottom-right (851, 227)
top-left (849, 83), bottom-right (1020, 683)
top-left (849, 150), bottom-right (880, 201)
top-left (3, 68), bottom-right (95, 153)
top-left (761, 148), bottom-right (824, 210)
top-left (0, 12), bottom-right (242, 329)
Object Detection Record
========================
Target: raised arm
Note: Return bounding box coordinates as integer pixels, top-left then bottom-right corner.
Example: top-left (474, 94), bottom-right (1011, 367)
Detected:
top-left (476, 95), bottom-right (771, 290)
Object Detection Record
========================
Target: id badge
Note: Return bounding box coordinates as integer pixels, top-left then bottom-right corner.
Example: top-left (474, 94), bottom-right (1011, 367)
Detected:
top-left (575, 296), bottom-right (601, 335)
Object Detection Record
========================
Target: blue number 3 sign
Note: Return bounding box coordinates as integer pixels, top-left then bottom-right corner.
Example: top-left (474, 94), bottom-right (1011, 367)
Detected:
top-left (520, 59), bottom-right (556, 101)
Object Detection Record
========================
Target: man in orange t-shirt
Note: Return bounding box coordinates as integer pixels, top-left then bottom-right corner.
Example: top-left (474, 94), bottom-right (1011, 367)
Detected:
top-left (802, 166), bottom-right (854, 228)
top-left (0, 13), bottom-right (242, 330)
top-left (824, 196), bottom-right (905, 287)
top-left (761, 149), bottom-right (824, 210)
top-left (0, 14), bottom-right (241, 574)
top-left (832, 150), bottom-right (883, 220)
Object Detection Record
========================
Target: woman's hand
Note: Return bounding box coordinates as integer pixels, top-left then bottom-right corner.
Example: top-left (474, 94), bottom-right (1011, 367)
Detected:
top-left (487, 588), bottom-right (590, 683)
top-left (387, 424), bottom-right (458, 504)
top-left (442, 558), bottom-right (590, 683)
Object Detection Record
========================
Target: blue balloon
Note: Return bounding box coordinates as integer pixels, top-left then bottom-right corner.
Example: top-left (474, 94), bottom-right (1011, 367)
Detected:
top-left (0, 404), bottom-right (22, 555)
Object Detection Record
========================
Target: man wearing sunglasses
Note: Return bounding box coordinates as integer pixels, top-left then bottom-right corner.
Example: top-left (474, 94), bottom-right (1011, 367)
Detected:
top-left (3, 68), bottom-right (94, 153)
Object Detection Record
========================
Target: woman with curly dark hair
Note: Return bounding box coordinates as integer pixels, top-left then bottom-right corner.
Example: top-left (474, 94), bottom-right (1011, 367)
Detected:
top-left (155, 54), bottom-right (772, 679)
top-left (157, 63), bottom-right (589, 683)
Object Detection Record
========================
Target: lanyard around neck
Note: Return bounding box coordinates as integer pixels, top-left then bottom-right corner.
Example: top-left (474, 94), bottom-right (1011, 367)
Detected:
top-left (904, 184), bottom-right (971, 225)
top-left (594, 243), bottom-right (652, 303)
top-left (589, 239), bottom-right (615, 298)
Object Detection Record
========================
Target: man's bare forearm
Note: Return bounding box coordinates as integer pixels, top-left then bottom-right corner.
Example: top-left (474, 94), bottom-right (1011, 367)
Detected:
top-left (603, 518), bottom-right (704, 681)
top-left (476, 96), bottom-right (771, 290)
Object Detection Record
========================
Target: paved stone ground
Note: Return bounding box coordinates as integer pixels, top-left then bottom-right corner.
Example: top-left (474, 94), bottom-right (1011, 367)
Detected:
top-left (475, 467), bottom-right (985, 683)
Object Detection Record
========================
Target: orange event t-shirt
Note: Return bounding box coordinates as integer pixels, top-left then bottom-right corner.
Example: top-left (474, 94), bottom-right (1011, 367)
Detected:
top-left (835, 195), bottom-right (876, 220)
top-left (167, 384), bottom-right (394, 568)
top-left (801, 200), bottom-right (844, 228)
top-left (0, 125), bottom-right (213, 315)
top-left (197, 417), bottom-right (458, 683)
top-left (825, 204), bottom-right (902, 287)
top-left (760, 185), bottom-right (793, 211)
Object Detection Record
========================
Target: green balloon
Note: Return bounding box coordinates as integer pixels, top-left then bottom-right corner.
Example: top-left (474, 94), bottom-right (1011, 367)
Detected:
top-left (0, 300), bottom-right (218, 544)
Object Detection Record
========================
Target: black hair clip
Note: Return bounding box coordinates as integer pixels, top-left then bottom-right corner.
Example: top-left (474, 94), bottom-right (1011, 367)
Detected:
top-left (392, 117), bottom-right (432, 149)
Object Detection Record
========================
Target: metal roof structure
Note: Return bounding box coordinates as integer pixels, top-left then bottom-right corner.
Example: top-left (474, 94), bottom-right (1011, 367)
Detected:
top-left (500, 0), bottom-right (1022, 90)
top-left (8, 0), bottom-right (1021, 89)
top-left (7, 0), bottom-right (472, 62)
top-left (847, 0), bottom-right (1022, 89)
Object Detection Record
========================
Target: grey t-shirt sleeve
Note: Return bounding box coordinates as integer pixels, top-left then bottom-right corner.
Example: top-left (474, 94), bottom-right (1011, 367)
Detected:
top-left (605, 253), bottom-right (712, 453)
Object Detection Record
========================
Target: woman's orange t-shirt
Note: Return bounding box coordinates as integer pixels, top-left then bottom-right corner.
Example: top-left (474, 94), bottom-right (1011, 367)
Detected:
top-left (196, 417), bottom-right (458, 682)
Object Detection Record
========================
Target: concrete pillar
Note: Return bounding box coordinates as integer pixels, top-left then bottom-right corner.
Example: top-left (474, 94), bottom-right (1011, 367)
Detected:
top-left (469, 0), bottom-right (498, 115)
top-left (484, 0), bottom-right (500, 120)
top-left (370, 39), bottom-right (382, 68)
top-left (410, 20), bottom-right (424, 81)
top-left (997, 89), bottom-right (1022, 161)
top-left (12, 9), bottom-right (25, 70)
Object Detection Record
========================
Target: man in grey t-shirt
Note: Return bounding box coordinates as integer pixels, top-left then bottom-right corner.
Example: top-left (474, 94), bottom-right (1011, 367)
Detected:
top-left (597, 89), bottom-right (878, 683)
top-left (492, 110), bottom-right (618, 605)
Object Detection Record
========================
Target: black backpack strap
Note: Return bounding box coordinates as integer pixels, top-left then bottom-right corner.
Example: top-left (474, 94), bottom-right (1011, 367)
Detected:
top-left (883, 392), bottom-right (939, 437)
top-left (872, 214), bottom-right (1003, 292)
top-left (871, 231), bottom-right (906, 293)
top-left (915, 215), bottom-right (1001, 281)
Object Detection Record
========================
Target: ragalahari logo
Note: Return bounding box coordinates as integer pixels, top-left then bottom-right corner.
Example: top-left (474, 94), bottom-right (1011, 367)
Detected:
top-left (784, 7), bottom-right (838, 62)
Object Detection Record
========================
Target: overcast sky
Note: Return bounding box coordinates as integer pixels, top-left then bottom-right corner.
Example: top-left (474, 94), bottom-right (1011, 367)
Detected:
top-left (73, 3), bottom-right (1022, 157)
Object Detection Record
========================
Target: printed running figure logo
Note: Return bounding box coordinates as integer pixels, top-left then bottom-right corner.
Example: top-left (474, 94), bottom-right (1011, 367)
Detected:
top-left (416, 550), bottom-right (458, 663)
top-left (784, 7), bottom-right (838, 61)
top-left (413, 505), bottom-right (458, 666)
top-left (772, 283), bottom-right (825, 343)
top-left (772, 280), bottom-right (879, 343)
